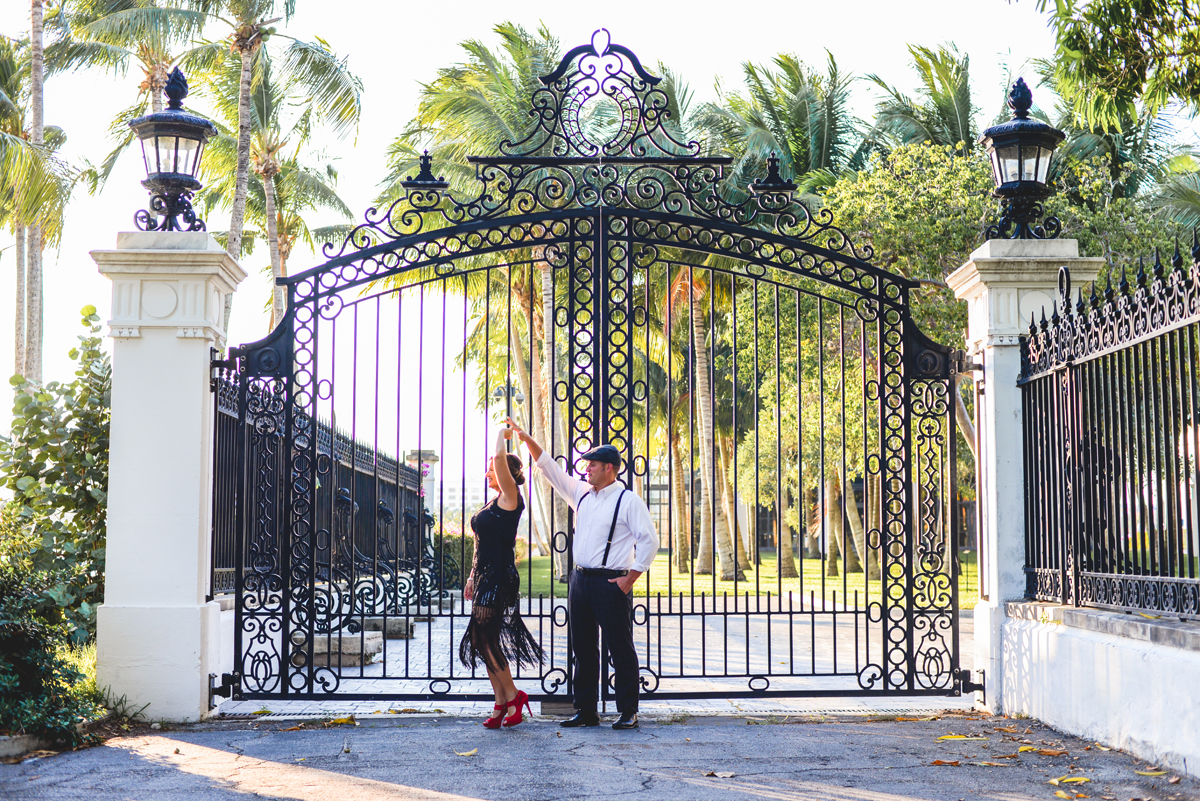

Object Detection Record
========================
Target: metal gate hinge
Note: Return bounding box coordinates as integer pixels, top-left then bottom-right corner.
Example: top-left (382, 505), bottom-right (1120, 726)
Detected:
top-left (210, 347), bottom-right (239, 391)
top-left (209, 672), bottom-right (240, 709)
top-left (956, 668), bottom-right (985, 695)
top-left (953, 349), bottom-right (983, 376)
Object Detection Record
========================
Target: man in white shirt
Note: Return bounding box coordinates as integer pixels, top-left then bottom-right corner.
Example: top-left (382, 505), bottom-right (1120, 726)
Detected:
top-left (506, 417), bottom-right (657, 730)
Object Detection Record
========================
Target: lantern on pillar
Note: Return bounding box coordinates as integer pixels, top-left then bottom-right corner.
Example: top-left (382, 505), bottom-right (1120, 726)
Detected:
top-left (129, 67), bottom-right (216, 232)
top-left (979, 78), bottom-right (1065, 240)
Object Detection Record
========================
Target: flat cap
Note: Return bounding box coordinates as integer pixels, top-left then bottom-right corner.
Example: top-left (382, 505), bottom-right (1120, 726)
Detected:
top-left (580, 444), bottom-right (622, 466)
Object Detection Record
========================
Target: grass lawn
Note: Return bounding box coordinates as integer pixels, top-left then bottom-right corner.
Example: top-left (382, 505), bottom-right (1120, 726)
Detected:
top-left (519, 547), bottom-right (979, 610)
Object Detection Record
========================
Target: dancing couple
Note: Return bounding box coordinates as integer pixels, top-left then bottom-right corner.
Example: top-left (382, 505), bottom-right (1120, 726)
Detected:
top-left (459, 418), bottom-right (658, 730)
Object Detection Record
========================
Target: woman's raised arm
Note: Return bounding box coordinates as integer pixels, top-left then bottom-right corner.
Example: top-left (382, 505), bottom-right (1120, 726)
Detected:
top-left (492, 427), bottom-right (521, 511)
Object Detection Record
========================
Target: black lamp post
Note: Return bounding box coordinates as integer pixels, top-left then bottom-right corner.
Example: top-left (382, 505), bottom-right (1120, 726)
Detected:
top-left (129, 67), bottom-right (216, 232)
top-left (979, 78), bottom-right (1065, 240)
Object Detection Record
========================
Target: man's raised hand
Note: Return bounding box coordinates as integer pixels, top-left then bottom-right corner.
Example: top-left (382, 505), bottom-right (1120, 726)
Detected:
top-left (505, 417), bottom-right (543, 461)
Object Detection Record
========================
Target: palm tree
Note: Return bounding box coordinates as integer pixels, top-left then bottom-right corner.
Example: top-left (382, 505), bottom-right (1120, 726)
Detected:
top-left (0, 33), bottom-right (71, 382)
top-left (379, 22), bottom-right (572, 574)
top-left (1155, 170), bottom-right (1200, 227)
top-left (183, 0), bottom-right (361, 331)
top-left (196, 44), bottom-right (354, 325)
top-left (867, 44), bottom-right (977, 153)
top-left (27, 0), bottom-right (45, 384)
top-left (694, 52), bottom-right (868, 201)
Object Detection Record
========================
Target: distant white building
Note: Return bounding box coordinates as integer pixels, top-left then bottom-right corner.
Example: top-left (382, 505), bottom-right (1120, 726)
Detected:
top-left (428, 478), bottom-right (489, 518)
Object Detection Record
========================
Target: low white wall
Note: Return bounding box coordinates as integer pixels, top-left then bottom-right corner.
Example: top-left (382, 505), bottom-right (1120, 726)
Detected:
top-left (1000, 602), bottom-right (1200, 777)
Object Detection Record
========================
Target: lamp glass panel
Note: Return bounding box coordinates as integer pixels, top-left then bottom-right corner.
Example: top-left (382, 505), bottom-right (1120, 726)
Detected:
top-left (177, 136), bottom-right (200, 177)
top-left (138, 137), bottom-right (153, 176)
top-left (1020, 145), bottom-right (1038, 182)
top-left (155, 135), bottom-right (179, 174)
top-left (997, 145), bottom-right (1021, 183)
top-left (989, 150), bottom-right (1002, 186)
top-left (1037, 147), bottom-right (1054, 183)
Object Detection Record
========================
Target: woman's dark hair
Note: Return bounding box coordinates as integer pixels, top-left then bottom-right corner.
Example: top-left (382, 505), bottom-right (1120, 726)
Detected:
top-left (506, 453), bottom-right (525, 485)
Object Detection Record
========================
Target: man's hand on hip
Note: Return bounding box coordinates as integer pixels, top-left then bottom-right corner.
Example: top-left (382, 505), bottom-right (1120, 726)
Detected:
top-left (608, 570), bottom-right (642, 594)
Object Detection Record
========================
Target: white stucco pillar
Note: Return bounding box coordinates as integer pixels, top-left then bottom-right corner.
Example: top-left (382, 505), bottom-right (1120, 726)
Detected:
top-left (92, 232), bottom-right (246, 722)
top-left (947, 239), bottom-right (1102, 714)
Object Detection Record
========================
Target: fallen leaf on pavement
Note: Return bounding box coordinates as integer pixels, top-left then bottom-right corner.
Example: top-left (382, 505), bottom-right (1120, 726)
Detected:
top-left (1135, 769), bottom-right (1167, 776)
top-left (930, 760), bottom-right (960, 766)
top-left (455, 749), bottom-right (478, 757)
top-left (1038, 749), bottom-right (1069, 756)
top-left (252, 709), bottom-right (272, 715)
top-left (1050, 776), bottom-right (1091, 785)
top-left (995, 753), bottom-right (1021, 759)
top-left (295, 758), bottom-right (305, 762)
top-left (328, 716), bottom-right (357, 726)
top-left (938, 735), bottom-right (988, 741)
top-left (969, 761), bottom-right (1012, 767)
top-left (281, 726), bottom-right (303, 732)
top-left (22, 751), bottom-right (58, 761)
top-left (1018, 746), bottom-right (1037, 752)
top-left (994, 726), bottom-right (1018, 732)
top-left (1094, 744), bottom-right (1111, 751)
top-left (1136, 613), bottom-right (1161, 619)
top-left (1169, 777), bottom-right (1181, 785)
top-left (1054, 792), bottom-right (1073, 799)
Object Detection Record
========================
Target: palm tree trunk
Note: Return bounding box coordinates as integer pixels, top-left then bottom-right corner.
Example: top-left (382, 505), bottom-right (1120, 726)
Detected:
top-left (26, 0), bottom-right (44, 385)
top-left (691, 281), bottom-right (737, 577)
top-left (223, 43), bottom-right (256, 333)
top-left (804, 485), bottom-right (821, 558)
top-left (825, 476), bottom-right (842, 577)
top-left (538, 261), bottom-right (571, 577)
top-left (844, 478), bottom-right (879, 579)
top-left (717, 436), bottom-right (752, 572)
top-left (263, 171), bottom-right (285, 327)
top-left (670, 433), bottom-right (691, 573)
top-left (508, 309), bottom-right (550, 557)
top-left (778, 486), bottom-right (799, 578)
top-left (13, 226), bottom-right (25, 379)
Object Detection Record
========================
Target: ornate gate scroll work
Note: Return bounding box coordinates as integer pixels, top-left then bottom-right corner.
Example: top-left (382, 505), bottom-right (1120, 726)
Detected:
top-left (227, 29), bottom-right (963, 702)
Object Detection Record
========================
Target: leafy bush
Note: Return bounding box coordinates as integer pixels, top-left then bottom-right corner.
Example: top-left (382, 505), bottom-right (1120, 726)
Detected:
top-left (0, 307), bottom-right (110, 643)
top-left (0, 559), bottom-right (104, 745)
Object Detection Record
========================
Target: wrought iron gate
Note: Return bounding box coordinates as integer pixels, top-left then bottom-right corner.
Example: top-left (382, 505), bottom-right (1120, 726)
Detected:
top-left (217, 31), bottom-right (967, 702)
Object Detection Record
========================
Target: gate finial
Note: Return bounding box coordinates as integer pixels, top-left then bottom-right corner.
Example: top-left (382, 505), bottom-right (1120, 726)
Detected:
top-left (401, 150), bottom-right (449, 191)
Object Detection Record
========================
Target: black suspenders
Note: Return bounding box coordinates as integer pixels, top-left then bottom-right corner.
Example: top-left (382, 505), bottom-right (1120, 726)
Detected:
top-left (599, 490), bottom-right (627, 568)
top-left (580, 489), bottom-right (628, 568)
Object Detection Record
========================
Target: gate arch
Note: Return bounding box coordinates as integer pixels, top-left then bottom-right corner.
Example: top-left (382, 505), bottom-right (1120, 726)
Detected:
top-left (221, 30), bottom-right (965, 702)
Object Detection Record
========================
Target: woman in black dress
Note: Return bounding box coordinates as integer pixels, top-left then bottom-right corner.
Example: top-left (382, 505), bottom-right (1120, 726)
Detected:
top-left (459, 427), bottom-right (545, 728)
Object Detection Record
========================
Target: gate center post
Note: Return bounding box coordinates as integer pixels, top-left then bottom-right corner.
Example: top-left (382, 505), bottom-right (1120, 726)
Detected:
top-left (92, 231), bottom-right (246, 722)
top-left (947, 238), bottom-right (1101, 713)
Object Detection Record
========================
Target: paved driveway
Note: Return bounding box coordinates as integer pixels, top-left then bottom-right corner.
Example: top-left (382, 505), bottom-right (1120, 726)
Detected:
top-left (4, 710), bottom-right (1195, 801)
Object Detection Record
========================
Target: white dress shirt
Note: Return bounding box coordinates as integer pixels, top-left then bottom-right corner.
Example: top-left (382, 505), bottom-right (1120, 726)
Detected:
top-left (535, 452), bottom-right (658, 573)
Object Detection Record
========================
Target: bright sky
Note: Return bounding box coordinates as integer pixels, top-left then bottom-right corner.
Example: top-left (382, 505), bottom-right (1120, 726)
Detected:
top-left (0, 0), bottom-right (1195, 458)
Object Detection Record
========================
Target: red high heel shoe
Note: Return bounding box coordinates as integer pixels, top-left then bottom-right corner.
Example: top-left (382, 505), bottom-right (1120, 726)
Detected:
top-left (502, 690), bottom-right (531, 727)
top-left (483, 702), bottom-right (505, 729)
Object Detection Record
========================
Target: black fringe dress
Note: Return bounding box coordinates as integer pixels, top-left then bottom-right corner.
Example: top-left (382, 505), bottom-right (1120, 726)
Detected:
top-left (458, 497), bottom-right (545, 673)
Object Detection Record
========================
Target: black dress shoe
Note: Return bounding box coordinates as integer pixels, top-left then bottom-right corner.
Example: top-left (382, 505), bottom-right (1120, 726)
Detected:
top-left (560, 711), bottom-right (600, 728)
top-left (612, 712), bottom-right (639, 730)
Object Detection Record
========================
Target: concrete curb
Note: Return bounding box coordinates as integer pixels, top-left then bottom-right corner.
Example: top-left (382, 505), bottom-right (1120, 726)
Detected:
top-left (0, 711), bottom-right (115, 759)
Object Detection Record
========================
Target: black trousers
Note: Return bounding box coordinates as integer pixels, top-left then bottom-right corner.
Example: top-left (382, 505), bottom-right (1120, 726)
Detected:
top-left (567, 570), bottom-right (639, 715)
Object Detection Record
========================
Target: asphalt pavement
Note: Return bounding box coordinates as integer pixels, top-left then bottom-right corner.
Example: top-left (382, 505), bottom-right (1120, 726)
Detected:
top-left (3, 709), bottom-right (1197, 801)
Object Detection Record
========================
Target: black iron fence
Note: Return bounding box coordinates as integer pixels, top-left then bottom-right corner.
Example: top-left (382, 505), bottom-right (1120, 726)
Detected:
top-left (1019, 239), bottom-right (1200, 617)
top-left (209, 372), bottom-right (443, 602)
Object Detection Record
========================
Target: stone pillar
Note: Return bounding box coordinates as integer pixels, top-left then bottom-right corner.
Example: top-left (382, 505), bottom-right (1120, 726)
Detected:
top-left (92, 232), bottom-right (246, 722)
top-left (946, 239), bottom-right (1102, 714)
